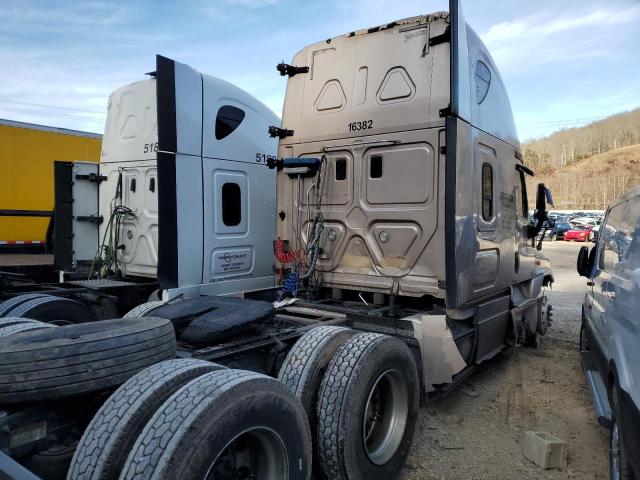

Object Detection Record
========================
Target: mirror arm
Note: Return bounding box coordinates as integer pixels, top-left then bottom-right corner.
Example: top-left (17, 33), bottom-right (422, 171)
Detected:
top-left (536, 227), bottom-right (548, 250)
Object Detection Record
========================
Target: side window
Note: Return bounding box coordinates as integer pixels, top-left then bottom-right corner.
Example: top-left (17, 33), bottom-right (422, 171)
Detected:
top-left (370, 155), bottom-right (383, 179)
top-left (475, 60), bottom-right (491, 104)
top-left (599, 202), bottom-right (626, 271)
top-left (335, 158), bottom-right (347, 181)
top-left (618, 198), bottom-right (640, 268)
top-left (514, 170), bottom-right (528, 219)
top-left (221, 182), bottom-right (241, 226)
top-left (215, 105), bottom-right (245, 140)
top-left (481, 163), bottom-right (493, 220)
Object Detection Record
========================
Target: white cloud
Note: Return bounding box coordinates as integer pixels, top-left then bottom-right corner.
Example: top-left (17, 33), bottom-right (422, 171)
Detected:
top-left (481, 4), bottom-right (640, 75)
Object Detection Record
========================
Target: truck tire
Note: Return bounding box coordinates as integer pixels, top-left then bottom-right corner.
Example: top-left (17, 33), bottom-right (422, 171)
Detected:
top-left (278, 326), bottom-right (354, 478)
top-left (123, 301), bottom-right (166, 318)
top-left (4, 295), bottom-right (95, 324)
top-left (0, 294), bottom-right (53, 317)
top-left (0, 321), bottom-right (55, 337)
top-left (610, 384), bottom-right (635, 480)
top-left (120, 369), bottom-right (312, 480)
top-left (317, 332), bottom-right (419, 480)
top-left (0, 317), bottom-right (41, 328)
top-left (0, 317), bottom-right (176, 405)
top-left (278, 326), bottom-right (354, 415)
top-left (69, 359), bottom-right (225, 480)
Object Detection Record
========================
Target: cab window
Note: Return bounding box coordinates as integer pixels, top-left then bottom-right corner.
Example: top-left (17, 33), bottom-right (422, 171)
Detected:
top-left (618, 198), bottom-right (640, 269)
top-left (514, 170), bottom-right (528, 219)
top-left (599, 202), bottom-right (627, 271)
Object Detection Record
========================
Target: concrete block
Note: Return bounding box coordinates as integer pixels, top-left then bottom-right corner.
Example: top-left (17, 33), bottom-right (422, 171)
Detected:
top-left (523, 431), bottom-right (567, 469)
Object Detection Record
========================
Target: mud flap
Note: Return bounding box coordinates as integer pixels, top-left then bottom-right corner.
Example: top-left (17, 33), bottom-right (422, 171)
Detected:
top-left (405, 313), bottom-right (467, 392)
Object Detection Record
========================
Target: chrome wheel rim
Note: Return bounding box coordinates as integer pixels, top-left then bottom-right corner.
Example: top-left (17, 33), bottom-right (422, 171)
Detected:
top-left (207, 427), bottom-right (287, 480)
top-left (611, 421), bottom-right (620, 480)
top-left (362, 369), bottom-right (409, 465)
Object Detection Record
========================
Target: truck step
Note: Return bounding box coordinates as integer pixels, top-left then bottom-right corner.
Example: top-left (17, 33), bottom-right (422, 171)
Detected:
top-left (581, 351), bottom-right (612, 428)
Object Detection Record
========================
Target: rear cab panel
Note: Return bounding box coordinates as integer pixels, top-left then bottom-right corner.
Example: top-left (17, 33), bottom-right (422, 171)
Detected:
top-left (277, 14), bottom-right (450, 298)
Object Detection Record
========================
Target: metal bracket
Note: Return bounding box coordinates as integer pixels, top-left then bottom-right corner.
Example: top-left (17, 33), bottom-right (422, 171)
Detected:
top-left (439, 105), bottom-right (452, 117)
top-left (276, 62), bottom-right (309, 77)
top-left (76, 215), bottom-right (104, 225)
top-left (268, 126), bottom-right (294, 139)
top-left (75, 173), bottom-right (107, 183)
top-left (429, 25), bottom-right (450, 46)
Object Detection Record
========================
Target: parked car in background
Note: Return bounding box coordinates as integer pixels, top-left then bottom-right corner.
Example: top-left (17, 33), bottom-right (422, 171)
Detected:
top-left (577, 186), bottom-right (640, 480)
top-left (571, 216), bottom-right (601, 229)
top-left (547, 221), bottom-right (572, 240)
top-left (564, 225), bottom-right (595, 242)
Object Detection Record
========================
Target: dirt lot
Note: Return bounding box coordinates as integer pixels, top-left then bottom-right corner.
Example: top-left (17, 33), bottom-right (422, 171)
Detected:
top-left (401, 241), bottom-right (609, 480)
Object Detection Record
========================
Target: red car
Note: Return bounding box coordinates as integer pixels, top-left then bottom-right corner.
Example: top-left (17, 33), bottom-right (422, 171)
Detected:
top-left (563, 226), bottom-right (594, 242)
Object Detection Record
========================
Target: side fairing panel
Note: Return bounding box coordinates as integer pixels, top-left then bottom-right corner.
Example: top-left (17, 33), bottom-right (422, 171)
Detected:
top-left (446, 118), bottom-right (531, 309)
top-left (156, 55), bottom-right (203, 288)
top-left (156, 56), bottom-right (277, 293)
top-left (467, 28), bottom-right (519, 148)
top-left (449, 0), bottom-right (471, 123)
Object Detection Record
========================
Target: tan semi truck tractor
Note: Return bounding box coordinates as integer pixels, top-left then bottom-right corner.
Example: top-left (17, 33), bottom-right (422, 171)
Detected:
top-left (0, 3), bottom-right (554, 479)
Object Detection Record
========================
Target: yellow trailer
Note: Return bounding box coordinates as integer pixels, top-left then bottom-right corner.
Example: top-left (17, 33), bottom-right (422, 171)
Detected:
top-left (0, 119), bottom-right (101, 247)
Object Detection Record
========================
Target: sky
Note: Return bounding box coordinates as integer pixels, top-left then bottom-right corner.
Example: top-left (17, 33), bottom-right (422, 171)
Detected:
top-left (0, 0), bottom-right (639, 141)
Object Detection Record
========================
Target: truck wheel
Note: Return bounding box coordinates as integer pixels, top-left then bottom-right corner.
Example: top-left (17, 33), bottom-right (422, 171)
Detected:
top-left (0, 294), bottom-right (53, 317)
top-left (123, 301), bottom-right (166, 318)
top-left (0, 317), bottom-right (176, 404)
top-left (4, 295), bottom-right (95, 324)
top-left (0, 321), bottom-right (55, 337)
top-left (121, 369), bottom-right (312, 480)
top-left (69, 359), bottom-right (225, 480)
top-left (610, 385), bottom-right (635, 480)
top-left (317, 333), bottom-right (419, 480)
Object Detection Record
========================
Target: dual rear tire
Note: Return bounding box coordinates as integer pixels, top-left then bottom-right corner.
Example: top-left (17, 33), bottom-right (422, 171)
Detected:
top-left (279, 326), bottom-right (419, 479)
top-left (70, 360), bottom-right (313, 480)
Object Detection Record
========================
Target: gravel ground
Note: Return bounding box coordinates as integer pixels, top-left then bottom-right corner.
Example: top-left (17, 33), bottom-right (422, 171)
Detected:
top-left (401, 241), bottom-right (609, 480)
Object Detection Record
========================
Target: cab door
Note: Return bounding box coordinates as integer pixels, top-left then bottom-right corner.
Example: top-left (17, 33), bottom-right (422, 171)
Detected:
top-left (590, 201), bottom-right (627, 374)
top-left (200, 76), bottom-right (278, 294)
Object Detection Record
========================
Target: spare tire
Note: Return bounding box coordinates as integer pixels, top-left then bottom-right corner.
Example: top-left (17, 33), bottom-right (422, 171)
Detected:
top-left (69, 359), bottom-right (225, 480)
top-left (0, 294), bottom-right (53, 317)
top-left (120, 369), bottom-right (312, 480)
top-left (4, 295), bottom-right (95, 324)
top-left (0, 317), bottom-right (176, 405)
top-left (0, 321), bottom-right (55, 337)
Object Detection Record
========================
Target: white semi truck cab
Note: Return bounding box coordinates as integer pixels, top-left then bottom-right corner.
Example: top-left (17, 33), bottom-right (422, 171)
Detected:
top-left (57, 55), bottom-right (279, 301)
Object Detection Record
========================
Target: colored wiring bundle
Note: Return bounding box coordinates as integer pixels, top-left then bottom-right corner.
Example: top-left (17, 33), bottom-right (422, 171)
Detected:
top-left (276, 157), bottom-right (327, 300)
top-left (89, 205), bottom-right (136, 279)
